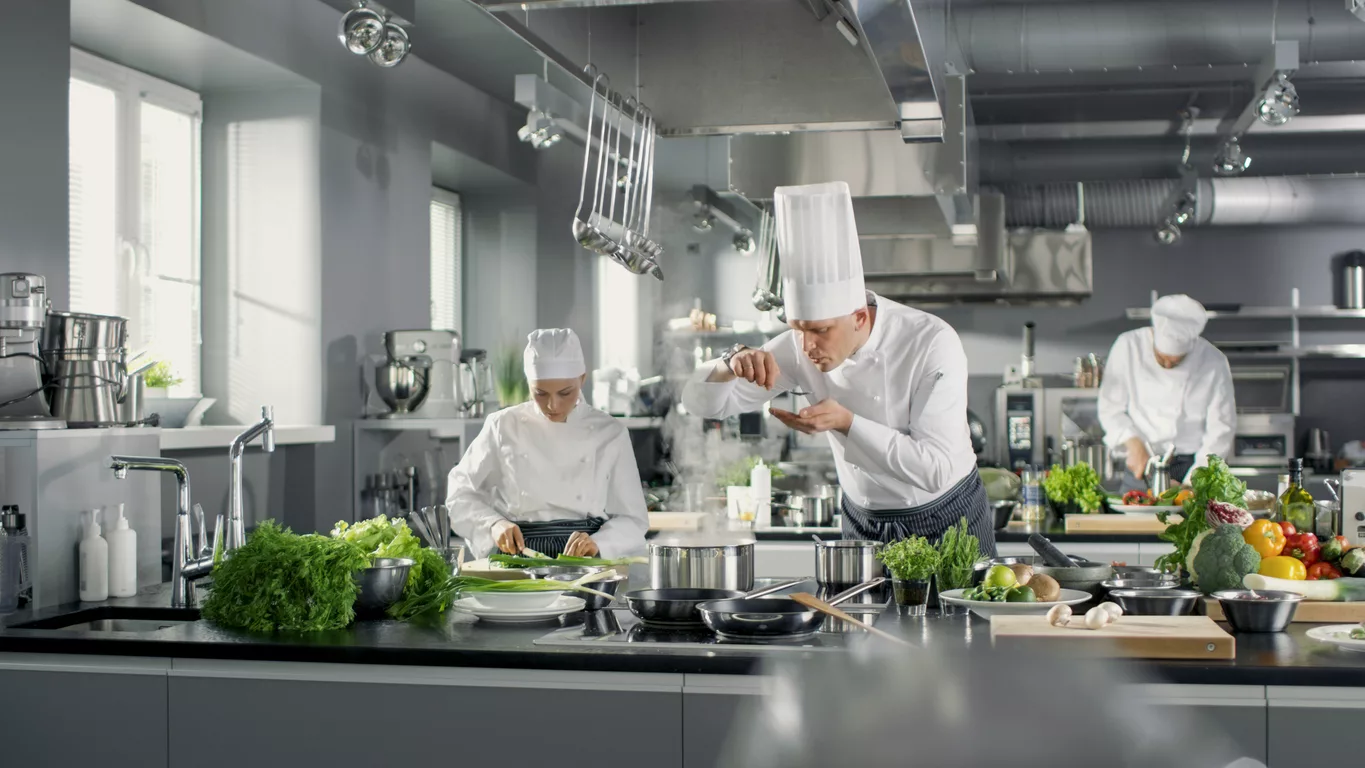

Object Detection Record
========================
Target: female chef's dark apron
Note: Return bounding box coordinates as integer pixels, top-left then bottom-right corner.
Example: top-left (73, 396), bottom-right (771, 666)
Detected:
top-left (840, 470), bottom-right (997, 557)
top-left (517, 517), bottom-right (606, 558)
top-left (1119, 454), bottom-right (1195, 495)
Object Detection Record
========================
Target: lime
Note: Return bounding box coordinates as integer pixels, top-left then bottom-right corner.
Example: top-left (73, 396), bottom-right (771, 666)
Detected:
top-left (983, 564), bottom-right (1018, 590)
top-left (1005, 586), bottom-right (1036, 603)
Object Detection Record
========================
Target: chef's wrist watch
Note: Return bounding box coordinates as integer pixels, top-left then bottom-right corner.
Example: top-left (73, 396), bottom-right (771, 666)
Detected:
top-left (721, 343), bottom-right (748, 374)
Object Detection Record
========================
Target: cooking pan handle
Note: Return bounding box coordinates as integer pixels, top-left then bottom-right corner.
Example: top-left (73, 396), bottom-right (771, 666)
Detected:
top-left (743, 578), bottom-right (809, 599)
top-left (827, 577), bottom-right (888, 607)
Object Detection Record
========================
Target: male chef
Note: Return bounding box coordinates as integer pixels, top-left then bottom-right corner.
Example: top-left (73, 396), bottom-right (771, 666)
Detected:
top-left (681, 181), bottom-right (994, 554)
top-left (1099, 294), bottom-right (1236, 491)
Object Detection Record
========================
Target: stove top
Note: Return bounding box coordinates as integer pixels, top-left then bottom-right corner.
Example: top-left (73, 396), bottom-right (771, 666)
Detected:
top-left (533, 605), bottom-right (889, 652)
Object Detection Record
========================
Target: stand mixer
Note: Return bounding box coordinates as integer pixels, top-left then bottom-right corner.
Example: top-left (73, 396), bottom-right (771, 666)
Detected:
top-left (0, 273), bottom-right (63, 429)
top-left (364, 330), bottom-right (463, 419)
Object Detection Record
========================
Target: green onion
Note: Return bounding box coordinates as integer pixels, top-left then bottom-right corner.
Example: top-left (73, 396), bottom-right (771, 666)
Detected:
top-left (387, 570), bottom-right (617, 621)
top-left (488, 554), bottom-right (646, 569)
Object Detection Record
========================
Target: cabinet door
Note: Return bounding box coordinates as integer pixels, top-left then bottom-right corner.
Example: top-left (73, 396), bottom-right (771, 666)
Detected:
top-left (169, 663), bottom-right (683, 768)
top-left (684, 675), bottom-right (765, 768)
top-left (1268, 696), bottom-right (1365, 766)
top-left (1152, 703), bottom-right (1267, 764)
top-left (0, 655), bottom-right (169, 768)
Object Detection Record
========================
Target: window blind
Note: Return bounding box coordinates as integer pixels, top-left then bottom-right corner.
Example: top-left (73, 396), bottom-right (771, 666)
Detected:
top-left (430, 189), bottom-right (462, 333)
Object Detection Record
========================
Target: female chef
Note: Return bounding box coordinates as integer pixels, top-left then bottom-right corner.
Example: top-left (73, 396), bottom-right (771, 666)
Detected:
top-left (447, 328), bottom-right (649, 558)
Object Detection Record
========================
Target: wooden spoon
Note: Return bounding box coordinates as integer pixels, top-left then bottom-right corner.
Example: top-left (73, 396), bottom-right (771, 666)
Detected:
top-left (789, 593), bottom-right (911, 646)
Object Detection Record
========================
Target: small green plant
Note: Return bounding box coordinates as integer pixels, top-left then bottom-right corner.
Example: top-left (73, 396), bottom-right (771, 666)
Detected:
top-left (714, 456), bottom-right (786, 489)
top-left (494, 347), bottom-right (529, 407)
top-left (878, 535), bottom-right (940, 582)
top-left (143, 361), bottom-right (182, 390)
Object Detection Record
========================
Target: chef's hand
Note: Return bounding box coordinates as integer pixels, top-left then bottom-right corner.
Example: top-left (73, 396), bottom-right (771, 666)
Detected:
top-left (769, 399), bottom-right (854, 436)
top-left (494, 522), bottom-right (525, 555)
top-left (711, 347), bottom-right (782, 389)
top-left (564, 531), bottom-right (600, 558)
top-left (1125, 438), bottom-right (1150, 478)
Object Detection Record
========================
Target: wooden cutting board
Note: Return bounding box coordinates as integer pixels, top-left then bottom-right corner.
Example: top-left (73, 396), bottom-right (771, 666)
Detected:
top-left (1204, 597), bottom-right (1365, 623)
top-left (648, 512), bottom-right (708, 532)
top-left (991, 614), bottom-right (1235, 659)
top-left (1065, 514), bottom-right (1179, 534)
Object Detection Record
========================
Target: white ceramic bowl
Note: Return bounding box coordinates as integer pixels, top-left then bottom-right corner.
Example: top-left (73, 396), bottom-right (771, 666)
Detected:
top-left (468, 590), bottom-right (565, 611)
top-left (938, 588), bottom-right (1093, 619)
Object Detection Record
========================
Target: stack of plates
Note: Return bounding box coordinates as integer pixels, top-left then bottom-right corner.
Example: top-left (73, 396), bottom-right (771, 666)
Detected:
top-left (452, 595), bottom-right (586, 624)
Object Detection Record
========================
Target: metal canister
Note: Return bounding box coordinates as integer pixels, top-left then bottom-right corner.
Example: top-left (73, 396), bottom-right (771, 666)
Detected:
top-left (648, 540), bottom-right (755, 591)
top-left (814, 540), bottom-right (882, 586)
top-left (1342, 251), bottom-right (1365, 309)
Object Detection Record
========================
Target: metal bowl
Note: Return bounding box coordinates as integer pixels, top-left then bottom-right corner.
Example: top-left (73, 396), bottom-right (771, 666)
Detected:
top-left (1033, 563), bottom-right (1115, 601)
top-left (355, 557), bottom-right (415, 611)
top-left (1107, 588), bottom-right (1202, 616)
top-left (1111, 565), bottom-right (1177, 580)
top-left (524, 565), bottom-right (605, 580)
top-left (992, 500), bottom-right (1016, 530)
top-left (374, 358), bottom-right (431, 415)
top-left (1212, 589), bottom-right (1304, 633)
top-left (1102, 578), bottom-right (1179, 591)
top-left (542, 571), bottom-right (626, 611)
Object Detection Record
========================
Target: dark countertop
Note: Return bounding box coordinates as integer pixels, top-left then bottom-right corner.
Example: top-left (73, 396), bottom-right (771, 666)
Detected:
top-left (4, 582), bottom-right (1365, 686)
top-left (702, 518), bottom-right (1162, 544)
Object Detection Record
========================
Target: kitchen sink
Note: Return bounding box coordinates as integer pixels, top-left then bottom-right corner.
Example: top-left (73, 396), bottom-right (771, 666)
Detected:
top-left (13, 607), bottom-right (201, 633)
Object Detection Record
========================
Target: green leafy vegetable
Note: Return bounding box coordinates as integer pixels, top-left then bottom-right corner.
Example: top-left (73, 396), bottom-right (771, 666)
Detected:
top-left (878, 536), bottom-right (940, 581)
top-left (1186, 524), bottom-right (1261, 594)
top-left (332, 515), bottom-right (455, 618)
top-left (1041, 463), bottom-right (1106, 513)
top-left (935, 517), bottom-right (980, 591)
top-left (143, 360), bottom-right (183, 389)
top-left (495, 346), bottom-right (529, 407)
top-left (713, 456), bottom-right (785, 489)
top-left (202, 521), bottom-right (369, 632)
top-left (1155, 455), bottom-right (1247, 575)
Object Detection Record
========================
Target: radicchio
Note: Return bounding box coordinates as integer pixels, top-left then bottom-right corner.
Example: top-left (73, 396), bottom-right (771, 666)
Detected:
top-left (1205, 500), bottom-right (1254, 530)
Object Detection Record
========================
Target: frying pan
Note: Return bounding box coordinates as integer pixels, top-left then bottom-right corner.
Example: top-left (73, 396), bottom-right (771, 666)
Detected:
top-left (697, 578), bottom-right (886, 641)
top-left (624, 579), bottom-right (806, 627)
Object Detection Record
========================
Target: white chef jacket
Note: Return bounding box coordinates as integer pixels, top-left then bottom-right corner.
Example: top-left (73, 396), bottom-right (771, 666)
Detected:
top-left (1098, 328), bottom-right (1236, 483)
top-left (681, 294), bottom-right (977, 510)
top-left (446, 400), bottom-right (649, 559)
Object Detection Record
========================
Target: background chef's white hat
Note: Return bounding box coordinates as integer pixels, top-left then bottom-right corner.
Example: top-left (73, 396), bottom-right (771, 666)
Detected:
top-left (524, 328), bottom-right (585, 381)
top-left (774, 181), bottom-right (866, 321)
top-left (1150, 294), bottom-right (1208, 356)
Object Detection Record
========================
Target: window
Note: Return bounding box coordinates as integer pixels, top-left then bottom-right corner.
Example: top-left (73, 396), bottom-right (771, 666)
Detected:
top-left (595, 256), bottom-right (640, 371)
top-left (68, 49), bottom-right (202, 395)
top-left (430, 188), bottom-right (462, 333)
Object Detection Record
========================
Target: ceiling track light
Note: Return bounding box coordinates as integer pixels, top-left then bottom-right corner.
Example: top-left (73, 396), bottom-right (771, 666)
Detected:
top-left (338, 3), bottom-right (412, 68)
top-left (692, 210), bottom-right (716, 232)
top-left (517, 110), bottom-right (564, 150)
top-left (733, 231), bottom-right (756, 254)
top-left (1256, 72), bottom-right (1299, 126)
top-left (1153, 220), bottom-right (1181, 246)
top-left (1214, 136), bottom-right (1252, 176)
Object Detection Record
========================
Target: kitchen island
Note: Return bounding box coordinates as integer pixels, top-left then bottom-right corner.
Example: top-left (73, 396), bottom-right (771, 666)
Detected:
top-left (3, 580), bottom-right (1365, 768)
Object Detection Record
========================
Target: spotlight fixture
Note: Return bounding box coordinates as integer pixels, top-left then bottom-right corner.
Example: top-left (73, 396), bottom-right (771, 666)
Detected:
top-left (733, 231), bottom-right (756, 254)
top-left (692, 211), bottom-right (716, 232)
top-left (1213, 137), bottom-right (1252, 176)
top-left (369, 22), bottom-right (411, 68)
top-left (1170, 190), bottom-right (1197, 227)
top-left (517, 110), bottom-right (564, 150)
top-left (1153, 220), bottom-right (1181, 246)
top-left (338, 5), bottom-right (386, 56)
top-left (1256, 73), bottom-right (1299, 126)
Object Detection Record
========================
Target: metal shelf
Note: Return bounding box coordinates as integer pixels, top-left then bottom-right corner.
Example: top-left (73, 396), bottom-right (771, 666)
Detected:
top-left (1223, 345), bottom-right (1365, 360)
top-left (1127, 305), bottom-right (1365, 320)
top-left (354, 417), bottom-right (484, 440)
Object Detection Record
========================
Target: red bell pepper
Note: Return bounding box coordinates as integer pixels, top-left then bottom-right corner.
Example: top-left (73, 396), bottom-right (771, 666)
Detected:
top-left (1287, 532), bottom-right (1321, 566)
top-left (1307, 561), bottom-right (1342, 580)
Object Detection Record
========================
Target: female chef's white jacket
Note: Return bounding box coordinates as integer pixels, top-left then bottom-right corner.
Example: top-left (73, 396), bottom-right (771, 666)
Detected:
top-left (446, 400), bottom-right (649, 559)
top-left (1098, 328), bottom-right (1237, 484)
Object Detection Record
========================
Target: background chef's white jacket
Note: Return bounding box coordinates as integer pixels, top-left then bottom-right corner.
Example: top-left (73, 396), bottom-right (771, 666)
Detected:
top-left (446, 400), bottom-right (649, 559)
top-left (1098, 328), bottom-right (1236, 483)
top-left (681, 295), bottom-right (978, 510)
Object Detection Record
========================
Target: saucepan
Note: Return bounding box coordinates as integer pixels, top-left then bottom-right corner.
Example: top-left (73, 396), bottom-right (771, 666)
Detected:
top-left (697, 577), bottom-right (886, 641)
top-left (623, 578), bottom-right (806, 627)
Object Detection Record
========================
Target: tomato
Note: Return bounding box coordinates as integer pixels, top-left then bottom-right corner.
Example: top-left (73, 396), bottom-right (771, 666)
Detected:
top-left (1243, 519), bottom-right (1287, 558)
top-left (1277, 521), bottom-right (1297, 538)
top-left (1307, 562), bottom-right (1342, 581)
top-left (1123, 490), bottom-right (1154, 506)
top-left (1259, 556), bottom-right (1308, 580)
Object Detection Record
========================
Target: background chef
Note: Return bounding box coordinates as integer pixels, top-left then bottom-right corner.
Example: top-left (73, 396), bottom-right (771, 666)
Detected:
top-left (681, 181), bottom-right (994, 554)
top-left (1099, 294), bottom-right (1236, 491)
top-left (447, 328), bottom-right (648, 559)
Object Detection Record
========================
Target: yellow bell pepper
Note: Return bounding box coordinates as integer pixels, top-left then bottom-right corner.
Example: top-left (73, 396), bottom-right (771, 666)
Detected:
top-left (1174, 489), bottom-right (1194, 505)
top-left (1243, 519), bottom-right (1287, 559)
top-left (1259, 555), bottom-right (1307, 580)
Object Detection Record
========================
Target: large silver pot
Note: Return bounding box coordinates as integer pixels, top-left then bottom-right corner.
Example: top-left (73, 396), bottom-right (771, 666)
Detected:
top-left (814, 539), bottom-right (882, 586)
top-left (1062, 440), bottom-right (1113, 482)
top-left (649, 540), bottom-right (755, 591)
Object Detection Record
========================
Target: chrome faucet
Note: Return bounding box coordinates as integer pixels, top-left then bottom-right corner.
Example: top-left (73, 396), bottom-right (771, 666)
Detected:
top-left (110, 455), bottom-right (220, 607)
top-left (227, 406), bottom-right (275, 552)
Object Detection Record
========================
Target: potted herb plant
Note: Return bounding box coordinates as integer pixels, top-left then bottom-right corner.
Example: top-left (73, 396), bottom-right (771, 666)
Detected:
top-left (878, 535), bottom-right (940, 616)
top-left (933, 517), bottom-right (981, 615)
top-left (494, 346), bottom-right (529, 408)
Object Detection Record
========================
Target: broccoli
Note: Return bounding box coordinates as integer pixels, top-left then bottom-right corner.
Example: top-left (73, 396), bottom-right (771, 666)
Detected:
top-left (1186, 524), bottom-right (1262, 594)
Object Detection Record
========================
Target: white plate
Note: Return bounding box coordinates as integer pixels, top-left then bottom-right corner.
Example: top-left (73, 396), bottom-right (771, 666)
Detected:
top-left (468, 591), bottom-right (566, 610)
top-left (453, 595), bottom-right (585, 624)
top-left (1305, 624), bottom-right (1365, 653)
top-left (1111, 504), bottom-right (1183, 516)
top-left (939, 588), bottom-right (1093, 619)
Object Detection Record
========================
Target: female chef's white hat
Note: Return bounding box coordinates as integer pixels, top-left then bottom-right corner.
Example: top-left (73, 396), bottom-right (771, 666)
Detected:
top-left (1150, 294), bottom-right (1208, 356)
top-left (774, 181), bottom-right (866, 322)
top-left (524, 328), bottom-right (586, 381)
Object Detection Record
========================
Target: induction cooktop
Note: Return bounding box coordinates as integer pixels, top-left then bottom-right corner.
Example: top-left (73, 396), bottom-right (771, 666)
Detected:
top-left (533, 605), bottom-right (888, 652)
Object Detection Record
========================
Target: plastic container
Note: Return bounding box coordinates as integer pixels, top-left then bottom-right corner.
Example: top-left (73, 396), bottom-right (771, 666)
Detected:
top-left (106, 504), bottom-right (138, 598)
top-left (749, 459), bottom-right (771, 528)
top-left (79, 509), bottom-right (109, 602)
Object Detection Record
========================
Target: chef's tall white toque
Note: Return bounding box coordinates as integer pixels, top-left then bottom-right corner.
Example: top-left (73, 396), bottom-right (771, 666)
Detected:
top-left (524, 328), bottom-right (586, 381)
top-left (1150, 294), bottom-right (1208, 356)
top-left (773, 181), bottom-right (867, 322)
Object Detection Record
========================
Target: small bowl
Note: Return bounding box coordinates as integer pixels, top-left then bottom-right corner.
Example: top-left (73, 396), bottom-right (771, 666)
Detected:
top-left (1212, 589), bottom-right (1304, 633)
top-left (1107, 588), bottom-right (1202, 616)
top-left (992, 500), bottom-right (1017, 530)
top-left (354, 557), bottom-right (415, 611)
top-left (524, 565), bottom-right (605, 580)
top-left (1103, 578), bottom-right (1179, 592)
top-left (470, 590), bottom-right (566, 611)
top-left (1034, 563), bottom-right (1115, 601)
top-left (1243, 490), bottom-right (1276, 516)
top-left (542, 571), bottom-right (626, 611)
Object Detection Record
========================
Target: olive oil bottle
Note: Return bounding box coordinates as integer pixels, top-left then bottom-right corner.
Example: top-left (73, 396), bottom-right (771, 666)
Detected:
top-left (1276, 458), bottom-right (1316, 533)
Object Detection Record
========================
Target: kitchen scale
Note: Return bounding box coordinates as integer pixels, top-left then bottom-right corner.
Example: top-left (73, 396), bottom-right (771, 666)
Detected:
top-left (533, 605), bottom-right (887, 652)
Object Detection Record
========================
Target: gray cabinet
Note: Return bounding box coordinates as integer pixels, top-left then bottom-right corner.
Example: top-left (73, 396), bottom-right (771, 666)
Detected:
top-left (683, 675), bottom-right (765, 768)
top-left (169, 663), bottom-right (683, 768)
top-left (1268, 696), bottom-right (1365, 767)
top-left (0, 655), bottom-right (169, 768)
top-left (1154, 703), bottom-right (1267, 764)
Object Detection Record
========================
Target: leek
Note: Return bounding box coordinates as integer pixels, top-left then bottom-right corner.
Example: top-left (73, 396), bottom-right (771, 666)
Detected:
top-left (1242, 574), bottom-right (1365, 601)
top-left (489, 553), bottom-right (646, 569)
top-left (387, 570), bottom-right (617, 620)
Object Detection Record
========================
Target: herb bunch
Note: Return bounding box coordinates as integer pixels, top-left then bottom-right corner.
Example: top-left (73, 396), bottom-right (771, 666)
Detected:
top-left (935, 517), bottom-right (980, 591)
top-left (878, 535), bottom-right (940, 581)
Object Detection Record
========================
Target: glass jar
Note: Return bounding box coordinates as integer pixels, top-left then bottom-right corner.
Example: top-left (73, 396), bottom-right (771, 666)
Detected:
top-left (892, 578), bottom-right (930, 617)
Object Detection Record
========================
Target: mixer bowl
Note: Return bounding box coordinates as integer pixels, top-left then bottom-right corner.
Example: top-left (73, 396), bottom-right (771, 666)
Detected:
top-left (375, 357), bottom-right (431, 415)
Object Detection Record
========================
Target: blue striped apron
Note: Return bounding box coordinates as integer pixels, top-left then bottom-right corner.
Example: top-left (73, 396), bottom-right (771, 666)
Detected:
top-left (840, 469), bottom-right (997, 557)
top-left (518, 517), bottom-right (606, 558)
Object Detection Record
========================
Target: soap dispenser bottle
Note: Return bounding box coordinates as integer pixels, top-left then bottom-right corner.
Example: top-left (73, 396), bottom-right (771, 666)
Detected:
top-left (79, 509), bottom-right (109, 602)
top-left (106, 504), bottom-right (137, 598)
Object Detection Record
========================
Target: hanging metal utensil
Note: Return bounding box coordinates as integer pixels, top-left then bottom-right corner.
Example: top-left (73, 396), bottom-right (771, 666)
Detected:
top-left (572, 67), bottom-right (609, 252)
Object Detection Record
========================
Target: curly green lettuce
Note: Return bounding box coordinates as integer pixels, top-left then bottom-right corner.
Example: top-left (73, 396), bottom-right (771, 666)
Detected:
top-left (1041, 463), bottom-right (1106, 513)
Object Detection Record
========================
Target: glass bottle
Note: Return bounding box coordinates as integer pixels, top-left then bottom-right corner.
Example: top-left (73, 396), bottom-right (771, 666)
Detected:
top-left (1020, 465), bottom-right (1045, 523)
top-left (1276, 458), bottom-right (1316, 533)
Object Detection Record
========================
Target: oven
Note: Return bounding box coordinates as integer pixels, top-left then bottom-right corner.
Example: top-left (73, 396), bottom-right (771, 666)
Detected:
top-left (1229, 363), bottom-right (1295, 468)
top-left (994, 385), bottom-right (1105, 470)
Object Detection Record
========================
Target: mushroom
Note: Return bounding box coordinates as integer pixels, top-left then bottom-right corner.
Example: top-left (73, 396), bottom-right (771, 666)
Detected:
top-left (1098, 602), bottom-right (1123, 622)
top-left (1084, 606), bottom-right (1111, 630)
top-left (1046, 604), bottom-right (1073, 627)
